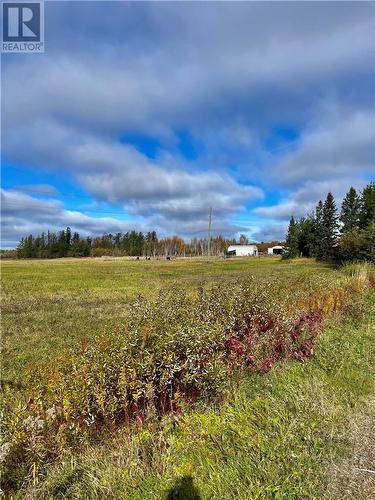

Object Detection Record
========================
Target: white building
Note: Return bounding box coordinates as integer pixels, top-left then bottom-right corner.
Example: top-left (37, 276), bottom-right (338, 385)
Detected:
top-left (267, 245), bottom-right (284, 255)
top-left (227, 244), bottom-right (258, 257)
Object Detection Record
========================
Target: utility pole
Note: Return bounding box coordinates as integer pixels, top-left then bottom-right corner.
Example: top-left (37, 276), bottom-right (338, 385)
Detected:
top-left (207, 206), bottom-right (212, 256)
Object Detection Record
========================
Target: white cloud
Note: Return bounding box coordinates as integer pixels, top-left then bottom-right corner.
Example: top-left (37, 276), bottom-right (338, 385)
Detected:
top-left (12, 184), bottom-right (59, 196)
top-left (274, 111), bottom-right (375, 185)
top-left (254, 178), bottom-right (367, 221)
top-left (4, 5), bottom-right (374, 138)
top-left (251, 224), bottom-right (287, 243)
top-left (1, 188), bottom-right (252, 246)
top-left (2, 2), bottom-right (374, 241)
top-left (1, 189), bottom-right (135, 247)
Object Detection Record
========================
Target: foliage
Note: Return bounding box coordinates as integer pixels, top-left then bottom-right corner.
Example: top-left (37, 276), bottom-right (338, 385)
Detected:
top-left (340, 186), bottom-right (360, 232)
top-left (359, 181), bottom-right (375, 229)
top-left (0, 249), bottom-right (17, 259)
top-left (337, 228), bottom-right (362, 261)
top-left (359, 221), bottom-right (375, 262)
top-left (314, 199), bottom-right (324, 256)
top-left (284, 181), bottom-right (375, 263)
top-left (320, 192), bottom-right (339, 260)
top-left (16, 229), bottom-right (91, 259)
top-left (15, 228), bottom-right (240, 259)
top-left (310, 192), bottom-right (340, 261)
top-left (283, 216), bottom-right (299, 258)
top-left (297, 216), bottom-right (315, 258)
top-left (256, 240), bottom-right (284, 253)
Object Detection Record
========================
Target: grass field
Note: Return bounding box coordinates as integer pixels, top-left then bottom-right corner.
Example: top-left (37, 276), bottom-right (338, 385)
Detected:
top-left (1, 257), bottom-right (374, 498)
top-left (2, 256), bottom-right (332, 382)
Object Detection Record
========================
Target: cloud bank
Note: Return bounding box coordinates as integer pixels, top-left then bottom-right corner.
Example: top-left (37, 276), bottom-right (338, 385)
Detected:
top-left (2, 2), bottom-right (374, 245)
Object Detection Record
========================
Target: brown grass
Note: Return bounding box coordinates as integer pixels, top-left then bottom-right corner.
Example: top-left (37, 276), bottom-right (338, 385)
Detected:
top-left (328, 397), bottom-right (375, 499)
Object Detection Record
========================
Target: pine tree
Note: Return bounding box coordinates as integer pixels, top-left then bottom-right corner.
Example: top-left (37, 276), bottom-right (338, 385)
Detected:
top-left (58, 230), bottom-right (68, 257)
top-left (321, 192), bottom-right (339, 260)
top-left (66, 227), bottom-right (72, 246)
top-left (359, 221), bottom-right (375, 262)
top-left (340, 187), bottom-right (360, 232)
top-left (298, 216), bottom-right (315, 257)
top-left (114, 233), bottom-right (122, 247)
top-left (17, 235), bottom-right (35, 258)
top-left (72, 232), bottom-right (80, 245)
top-left (284, 216), bottom-right (300, 258)
top-left (359, 181), bottom-right (375, 229)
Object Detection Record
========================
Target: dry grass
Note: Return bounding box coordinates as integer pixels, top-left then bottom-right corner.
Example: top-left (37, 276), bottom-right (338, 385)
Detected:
top-left (328, 399), bottom-right (375, 499)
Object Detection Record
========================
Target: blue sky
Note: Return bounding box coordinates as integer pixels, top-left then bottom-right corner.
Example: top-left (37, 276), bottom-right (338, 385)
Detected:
top-left (2, 1), bottom-right (375, 247)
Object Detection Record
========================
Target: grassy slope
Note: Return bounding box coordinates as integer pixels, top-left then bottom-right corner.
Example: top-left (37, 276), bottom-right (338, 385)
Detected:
top-left (2, 257), bottom-right (333, 381)
top-left (21, 290), bottom-right (374, 499)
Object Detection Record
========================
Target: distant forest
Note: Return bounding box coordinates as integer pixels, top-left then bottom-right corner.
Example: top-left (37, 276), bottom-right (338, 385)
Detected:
top-left (8, 229), bottom-right (281, 259)
top-left (6, 181), bottom-right (374, 262)
top-left (284, 181), bottom-right (375, 262)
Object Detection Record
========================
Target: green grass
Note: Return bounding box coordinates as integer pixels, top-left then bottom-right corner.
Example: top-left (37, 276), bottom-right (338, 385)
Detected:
top-left (2, 256), bottom-right (333, 382)
top-left (18, 290), bottom-right (375, 499)
top-left (2, 257), bottom-right (374, 498)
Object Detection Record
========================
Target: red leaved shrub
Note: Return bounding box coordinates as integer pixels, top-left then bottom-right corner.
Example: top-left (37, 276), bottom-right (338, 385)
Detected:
top-left (225, 309), bottom-right (324, 372)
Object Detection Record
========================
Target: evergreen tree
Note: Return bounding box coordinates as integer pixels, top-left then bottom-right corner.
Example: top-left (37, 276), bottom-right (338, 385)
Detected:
top-left (72, 232), bottom-right (80, 245)
top-left (70, 232), bottom-right (82, 256)
top-left (66, 226), bottom-right (72, 246)
top-left (359, 181), bottom-right (375, 229)
top-left (320, 192), bottom-right (339, 260)
top-left (340, 187), bottom-right (360, 232)
top-left (359, 221), bottom-right (375, 262)
top-left (284, 216), bottom-right (299, 258)
top-left (17, 235), bottom-right (35, 258)
top-left (16, 237), bottom-right (26, 258)
top-left (114, 233), bottom-right (122, 247)
top-left (80, 239), bottom-right (91, 257)
top-left (298, 216), bottom-right (315, 257)
top-left (49, 232), bottom-right (59, 258)
top-left (58, 230), bottom-right (69, 257)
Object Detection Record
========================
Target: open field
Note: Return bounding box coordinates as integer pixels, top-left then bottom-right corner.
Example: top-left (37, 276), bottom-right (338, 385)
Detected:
top-left (1, 257), bottom-right (374, 498)
top-left (2, 256), bottom-right (332, 382)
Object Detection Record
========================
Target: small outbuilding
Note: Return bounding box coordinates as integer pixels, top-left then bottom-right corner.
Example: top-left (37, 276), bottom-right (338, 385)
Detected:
top-left (227, 244), bottom-right (258, 257)
top-left (267, 245), bottom-right (284, 255)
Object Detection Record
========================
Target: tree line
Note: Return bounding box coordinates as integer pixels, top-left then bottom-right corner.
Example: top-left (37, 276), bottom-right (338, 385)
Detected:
top-left (15, 228), bottom-right (241, 259)
top-left (284, 181), bottom-right (375, 262)
top-left (12, 182), bottom-right (373, 261)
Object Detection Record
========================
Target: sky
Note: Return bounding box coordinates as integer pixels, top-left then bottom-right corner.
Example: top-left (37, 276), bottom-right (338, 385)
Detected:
top-left (2, 1), bottom-right (375, 248)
